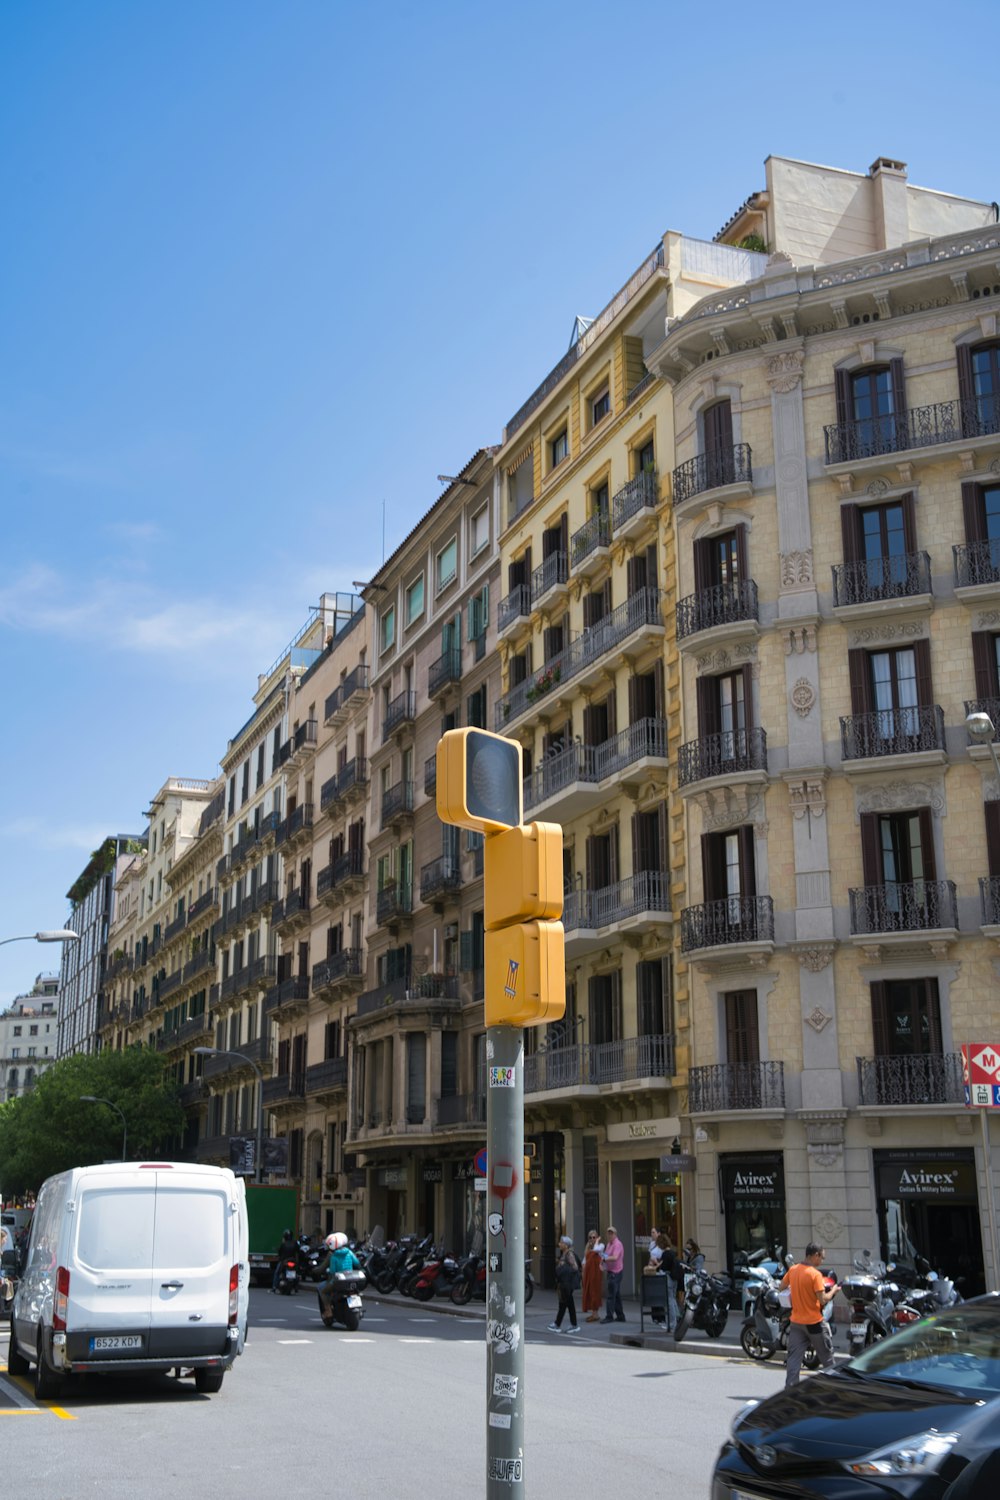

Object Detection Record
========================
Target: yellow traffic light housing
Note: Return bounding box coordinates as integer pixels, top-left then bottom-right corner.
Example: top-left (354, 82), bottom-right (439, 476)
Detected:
top-left (485, 920), bottom-right (565, 1027)
top-left (484, 823), bottom-right (563, 931)
top-left (436, 728), bottom-right (522, 835)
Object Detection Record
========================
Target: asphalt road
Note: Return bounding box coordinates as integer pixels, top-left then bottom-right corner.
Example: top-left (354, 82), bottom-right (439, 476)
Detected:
top-left (1, 1287), bottom-right (787, 1497)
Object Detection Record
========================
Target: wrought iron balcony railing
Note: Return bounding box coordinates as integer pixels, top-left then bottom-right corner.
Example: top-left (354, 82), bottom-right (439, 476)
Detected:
top-left (183, 948), bottom-right (215, 983)
top-left (420, 857), bottom-right (462, 903)
top-left (250, 954), bottom-right (276, 987)
top-left (355, 970), bottom-right (458, 1017)
top-left (849, 879), bottom-right (958, 935)
top-left (435, 1093), bottom-right (486, 1126)
top-left (840, 704), bottom-right (945, 760)
top-left (263, 1073), bottom-right (306, 1107)
top-left (832, 550), bottom-right (931, 608)
top-left (981, 875), bottom-right (1000, 926)
top-left (678, 726), bottom-right (768, 787)
top-left (274, 889), bottom-right (310, 927)
top-left (612, 468), bottom-right (658, 531)
top-left (324, 664), bottom-right (370, 723)
top-left (530, 550), bottom-right (568, 606)
top-left (381, 780), bottom-right (414, 828)
top-left (857, 1051), bottom-right (964, 1106)
top-left (313, 949), bottom-right (363, 991)
top-left (293, 719), bottom-right (318, 756)
top-left (158, 969), bottom-right (184, 1000)
top-left (563, 870), bottom-right (670, 932)
top-left (305, 1057), bottom-right (348, 1094)
top-left (337, 756), bottom-right (368, 801)
top-left (954, 539), bottom-right (1000, 589)
top-left (332, 849), bottom-right (364, 889)
top-left (383, 690), bottom-right (417, 741)
top-left (689, 1060), bottom-right (785, 1112)
top-left (825, 394), bottom-right (1000, 465)
top-left (187, 887), bottom-right (218, 923)
top-left (376, 881), bottom-right (413, 926)
top-left (164, 912), bottom-right (187, 943)
top-left (424, 754), bottom-right (437, 795)
top-left (523, 1033), bottom-right (674, 1093)
top-left (276, 976), bottom-right (310, 1009)
top-left (672, 443), bottom-right (752, 505)
top-left (676, 578), bottom-right (758, 640)
top-left (680, 895), bottom-right (774, 953)
top-left (570, 511), bottom-right (610, 569)
top-left (498, 583), bottom-right (531, 634)
top-left (429, 648), bottom-right (462, 696)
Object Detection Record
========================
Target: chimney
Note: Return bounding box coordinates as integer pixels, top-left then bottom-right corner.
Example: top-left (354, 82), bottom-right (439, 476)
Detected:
top-left (870, 157), bottom-right (909, 250)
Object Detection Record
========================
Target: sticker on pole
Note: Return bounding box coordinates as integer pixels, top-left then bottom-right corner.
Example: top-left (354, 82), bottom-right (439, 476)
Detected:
top-left (489, 1066), bottom-right (515, 1088)
top-left (504, 958), bottom-right (519, 998)
top-left (489, 1412), bottom-right (512, 1429)
top-left (493, 1373), bottom-right (518, 1398)
top-left (488, 1458), bottom-right (523, 1483)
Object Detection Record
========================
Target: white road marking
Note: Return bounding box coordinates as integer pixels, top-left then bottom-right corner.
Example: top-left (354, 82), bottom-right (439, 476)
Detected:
top-left (399, 1337), bottom-right (434, 1344)
top-left (277, 1339), bottom-right (313, 1345)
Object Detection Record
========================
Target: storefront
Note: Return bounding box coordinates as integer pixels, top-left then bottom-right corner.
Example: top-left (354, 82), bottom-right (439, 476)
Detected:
top-left (451, 1156), bottom-right (485, 1255)
top-left (719, 1153), bottom-right (787, 1273)
top-left (601, 1116), bottom-right (685, 1286)
top-left (874, 1148), bottom-right (984, 1297)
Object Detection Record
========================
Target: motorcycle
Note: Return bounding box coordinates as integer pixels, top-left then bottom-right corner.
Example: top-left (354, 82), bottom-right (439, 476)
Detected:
top-left (275, 1254), bottom-right (300, 1296)
top-left (297, 1236), bottom-right (325, 1283)
top-left (318, 1266), bottom-right (367, 1331)
top-left (740, 1269), bottom-right (836, 1365)
top-left (731, 1246), bottom-right (785, 1317)
top-left (413, 1249), bottom-right (463, 1301)
top-left (891, 1260), bottom-right (961, 1326)
top-left (450, 1254), bottom-right (535, 1306)
top-left (673, 1267), bottom-right (733, 1342)
top-left (396, 1234), bottom-right (436, 1297)
top-left (840, 1251), bottom-right (898, 1355)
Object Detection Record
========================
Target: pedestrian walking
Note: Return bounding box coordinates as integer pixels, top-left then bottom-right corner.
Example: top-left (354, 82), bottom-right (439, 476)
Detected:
top-left (779, 1241), bottom-right (837, 1386)
top-left (581, 1229), bottom-right (604, 1322)
top-left (601, 1225), bottom-right (626, 1323)
top-left (548, 1236), bottom-right (581, 1334)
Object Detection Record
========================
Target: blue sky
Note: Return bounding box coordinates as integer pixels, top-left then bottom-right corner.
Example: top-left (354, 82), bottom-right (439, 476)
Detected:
top-left (1, 0), bottom-right (996, 1001)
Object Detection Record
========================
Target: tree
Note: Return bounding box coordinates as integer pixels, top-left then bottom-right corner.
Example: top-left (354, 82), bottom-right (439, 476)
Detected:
top-left (0, 1048), bottom-right (185, 1198)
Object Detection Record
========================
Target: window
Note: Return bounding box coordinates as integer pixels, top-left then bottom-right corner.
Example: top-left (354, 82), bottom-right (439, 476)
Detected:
top-left (832, 360), bottom-right (907, 461)
top-left (380, 604), bottom-right (396, 654)
top-left (696, 665), bottom-right (754, 774)
top-left (466, 683), bottom-right (487, 729)
top-left (838, 497), bottom-right (918, 605)
top-left (436, 538), bottom-right (457, 591)
top-left (871, 979), bottom-right (942, 1057)
top-left (467, 584), bottom-right (489, 658)
top-left (12, 1026), bottom-right (21, 1037)
top-left (636, 958), bottom-right (669, 1036)
top-left (405, 574), bottom-right (425, 626)
top-left (957, 341), bottom-right (1000, 438)
top-left (406, 1033), bottom-right (427, 1123)
top-left (590, 385), bottom-right (610, 428)
top-left (635, 437), bottom-right (655, 475)
top-left (470, 506), bottom-right (489, 557)
top-left (550, 428), bottom-right (569, 469)
top-left (858, 808), bottom-right (937, 930)
top-left (701, 826), bottom-right (758, 935)
top-left (702, 401), bottom-right (734, 485)
top-left (587, 971), bottom-right (621, 1046)
top-left (959, 481), bottom-right (1000, 586)
top-left (846, 640), bottom-right (932, 754)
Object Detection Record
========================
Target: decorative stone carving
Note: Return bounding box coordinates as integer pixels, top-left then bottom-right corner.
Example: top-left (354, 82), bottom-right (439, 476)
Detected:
top-left (766, 348), bottom-right (805, 392)
top-left (804, 1004), bottom-right (833, 1029)
top-left (848, 620), bottom-right (927, 646)
top-left (790, 678), bottom-right (816, 718)
top-left (854, 780), bottom-right (946, 818)
top-left (787, 778), bottom-right (827, 820)
top-left (694, 785), bottom-right (768, 832)
top-left (784, 625), bottom-right (818, 655)
top-left (866, 477), bottom-right (889, 497)
top-left (990, 457), bottom-right (1000, 477)
top-left (814, 1211), bottom-right (844, 1239)
top-left (799, 940), bottom-right (835, 973)
top-left (695, 642), bottom-right (758, 675)
top-left (780, 550), bottom-right (814, 587)
top-left (977, 611), bottom-right (1000, 630)
top-left (873, 289), bottom-right (893, 321)
top-left (803, 1116), bottom-right (847, 1173)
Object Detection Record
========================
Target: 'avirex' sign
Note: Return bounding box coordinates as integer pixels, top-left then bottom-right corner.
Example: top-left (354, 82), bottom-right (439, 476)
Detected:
top-left (720, 1158), bottom-right (785, 1199)
top-left (876, 1154), bottom-right (977, 1200)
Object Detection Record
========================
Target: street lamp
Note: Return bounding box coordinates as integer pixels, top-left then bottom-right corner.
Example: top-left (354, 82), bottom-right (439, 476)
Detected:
top-left (966, 709), bottom-right (1000, 778)
top-left (193, 1047), bottom-right (264, 1183)
top-left (0, 930), bottom-right (80, 947)
top-left (80, 1096), bottom-right (128, 1162)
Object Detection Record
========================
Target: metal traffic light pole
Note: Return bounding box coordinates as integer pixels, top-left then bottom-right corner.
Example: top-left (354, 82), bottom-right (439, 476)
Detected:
top-left (485, 1021), bottom-right (526, 1492)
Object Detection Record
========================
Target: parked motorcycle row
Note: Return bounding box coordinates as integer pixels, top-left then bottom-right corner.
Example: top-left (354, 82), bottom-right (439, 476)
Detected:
top-left (350, 1232), bottom-right (534, 1306)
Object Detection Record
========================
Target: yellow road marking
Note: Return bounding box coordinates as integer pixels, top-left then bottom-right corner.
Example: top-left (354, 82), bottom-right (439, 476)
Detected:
top-left (1, 1365), bottom-right (77, 1418)
top-left (0, 1409), bottom-right (43, 1415)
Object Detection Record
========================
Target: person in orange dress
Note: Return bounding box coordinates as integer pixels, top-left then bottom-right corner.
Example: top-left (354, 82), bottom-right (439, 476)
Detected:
top-left (581, 1229), bottom-right (604, 1322)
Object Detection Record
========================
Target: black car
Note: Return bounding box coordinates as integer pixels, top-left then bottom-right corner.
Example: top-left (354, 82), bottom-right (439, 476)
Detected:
top-left (713, 1294), bottom-right (1000, 1499)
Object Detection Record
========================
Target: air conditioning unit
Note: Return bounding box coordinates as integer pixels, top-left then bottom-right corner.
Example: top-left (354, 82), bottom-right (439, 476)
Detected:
top-left (444, 923), bottom-right (459, 939)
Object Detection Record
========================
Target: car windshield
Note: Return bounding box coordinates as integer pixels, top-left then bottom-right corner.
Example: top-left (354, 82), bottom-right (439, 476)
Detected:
top-left (848, 1301), bottom-right (1000, 1395)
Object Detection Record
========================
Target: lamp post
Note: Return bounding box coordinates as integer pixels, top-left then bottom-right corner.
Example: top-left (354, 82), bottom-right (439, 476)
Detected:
top-left (193, 1047), bottom-right (264, 1183)
top-left (965, 709), bottom-right (1000, 1289)
top-left (80, 1095), bottom-right (127, 1162)
top-left (0, 930), bottom-right (80, 947)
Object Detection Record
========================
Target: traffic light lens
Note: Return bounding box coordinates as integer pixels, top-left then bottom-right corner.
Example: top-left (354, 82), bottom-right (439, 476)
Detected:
top-left (467, 731), bottom-right (520, 828)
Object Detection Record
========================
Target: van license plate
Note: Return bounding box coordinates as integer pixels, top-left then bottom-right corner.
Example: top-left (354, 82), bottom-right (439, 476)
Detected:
top-left (90, 1335), bottom-right (143, 1352)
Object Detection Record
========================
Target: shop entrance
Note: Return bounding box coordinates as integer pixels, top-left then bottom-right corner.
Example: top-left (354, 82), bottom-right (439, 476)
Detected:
top-left (875, 1149), bottom-right (983, 1297)
top-left (719, 1153), bottom-right (787, 1272)
top-left (632, 1161), bottom-right (681, 1281)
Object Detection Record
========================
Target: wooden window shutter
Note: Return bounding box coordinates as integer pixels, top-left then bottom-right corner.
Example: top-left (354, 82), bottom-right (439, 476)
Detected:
top-left (738, 825), bottom-right (757, 897)
top-left (741, 663), bottom-right (755, 731)
top-left (630, 812), bottom-right (642, 877)
top-left (605, 689), bottom-right (617, 739)
top-left (645, 543), bottom-right (658, 588)
top-left (870, 981), bottom-right (890, 1055)
top-left (985, 799), bottom-right (1000, 879)
top-left (657, 802), bottom-right (668, 875)
top-left (582, 705), bottom-right (596, 746)
top-left (654, 660), bottom-right (664, 718)
top-left (626, 555), bottom-right (641, 596)
top-left (917, 805), bottom-right (937, 881)
top-left (923, 978), bottom-right (943, 1054)
top-left (627, 673), bottom-right (638, 723)
top-left (585, 835), bottom-right (595, 890)
top-left (848, 649), bottom-right (873, 716)
top-left (704, 399), bottom-right (733, 458)
top-left (610, 825), bottom-right (619, 885)
top-left (602, 577), bottom-right (613, 615)
top-left (692, 537), bottom-right (709, 593)
top-left (900, 492), bottom-right (917, 553)
top-left (559, 513), bottom-right (569, 551)
top-left (735, 524), bottom-right (749, 578)
top-left (859, 812), bottom-right (882, 886)
top-left (962, 481), bottom-right (986, 544)
top-left (696, 674), bottom-right (718, 736)
top-left (889, 357), bottom-right (908, 420)
top-left (913, 637), bottom-right (933, 707)
top-left (612, 969), bottom-right (622, 1040)
top-left (956, 342), bottom-right (974, 405)
top-left (972, 632), bottom-right (998, 698)
top-left (840, 503), bottom-right (862, 563)
top-left (834, 367), bottom-right (852, 427)
top-left (701, 833), bottom-right (725, 901)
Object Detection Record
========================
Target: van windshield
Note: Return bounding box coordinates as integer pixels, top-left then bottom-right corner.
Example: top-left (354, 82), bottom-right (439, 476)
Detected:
top-left (77, 1188), bottom-right (156, 1271)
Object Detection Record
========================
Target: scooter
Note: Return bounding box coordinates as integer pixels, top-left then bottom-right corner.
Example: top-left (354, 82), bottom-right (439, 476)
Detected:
top-left (739, 1270), bottom-right (836, 1365)
top-left (731, 1246), bottom-right (785, 1316)
top-left (673, 1267), bottom-right (733, 1342)
top-left (449, 1254), bottom-right (535, 1305)
top-left (318, 1267), bottom-right (367, 1331)
top-left (413, 1249), bottom-right (462, 1301)
top-left (297, 1235), bottom-right (325, 1282)
top-left (840, 1251), bottom-right (898, 1355)
top-left (275, 1254), bottom-right (300, 1295)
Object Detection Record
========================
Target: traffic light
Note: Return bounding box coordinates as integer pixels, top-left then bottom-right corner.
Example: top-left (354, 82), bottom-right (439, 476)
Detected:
top-left (437, 728), bottom-right (522, 834)
top-left (484, 823), bottom-right (563, 930)
top-left (485, 919), bottom-right (565, 1027)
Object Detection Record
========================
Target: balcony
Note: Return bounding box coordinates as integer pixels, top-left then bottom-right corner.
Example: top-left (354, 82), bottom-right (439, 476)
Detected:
top-left (283, 802), bottom-right (314, 850)
top-left (981, 875), bottom-right (1000, 928)
top-left (954, 539), bottom-right (1000, 603)
top-left (825, 394), bottom-right (1000, 468)
top-left (435, 1093), bottom-right (486, 1127)
top-left (680, 896), bottom-right (775, 956)
top-left (524, 742), bottom-right (601, 821)
top-left (355, 971), bottom-right (458, 1019)
top-left (495, 588), bottom-right (663, 730)
top-left (570, 512), bottom-right (610, 577)
top-left (856, 1052), bottom-right (964, 1107)
top-left (523, 1033), bottom-right (674, 1094)
top-left (424, 754), bottom-right (437, 796)
top-left (324, 665), bottom-right (370, 726)
top-left (250, 954), bottom-right (276, 990)
top-left (676, 578), bottom-right (759, 644)
top-left (678, 727), bottom-right (768, 790)
top-left (291, 719), bottom-right (318, 765)
top-left (337, 756), bottom-right (368, 805)
top-left (159, 969), bottom-right (184, 1001)
top-left (376, 881), bottom-right (413, 927)
top-left (331, 848), bottom-right (365, 895)
top-left (253, 876), bottom-right (279, 916)
top-left (229, 827), bottom-right (259, 871)
top-left (530, 551), bottom-right (569, 611)
top-left (216, 854), bottom-right (230, 884)
top-left (563, 871), bottom-right (671, 957)
top-left (420, 856), bottom-right (462, 905)
top-left (183, 948), bottom-right (215, 984)
top-left (840, 705), bottom-right (945, 764)
top-left (273, 888), bottom-right (310, 933)
top-left (381, 780), bottom-right (414, 831)
top-left (611, 469), bottom-right (659, 537)
top-left (832, 551), bottom-right (932, 613)
top-left (305, 1056), bottom-right (348, 1097)
top-left (164, 912), bottom-right (187, 944)
top-left (382, 690), bottom-right (416, 743)
top-left (178, 1077), bottom-right (208, 1108)
top-left (220, 966), bottom-right (251, 1004)
top-left (257, 810), bottom-right (280, 846)
top-left (498, 582), bottom-right (531, 637)
top-left (689, 1060), bottom-right (785, 1112)
top-left (275, 976), bottom-right (311, 1016)
top-left (849, 879), bottom-right (958, 939)
top-left (263, 1072), bottom-right (306, 1108)
top-left (672, 444), bottom-right (753, 507)
top-left (187, 887), bottom-right (218, 924)
top-left (429, 648), bottom-right (462, 698)
top-left (312, 948), bottom-right (364, 996)
top-left (201, 1034), bottom-right (272, 1079)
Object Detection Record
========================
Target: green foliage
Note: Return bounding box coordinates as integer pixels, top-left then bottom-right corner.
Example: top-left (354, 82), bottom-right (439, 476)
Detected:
top-left (0, 1048), bottom-right (184, 1197)
top-left (735, 232), bottom-right (769, 254)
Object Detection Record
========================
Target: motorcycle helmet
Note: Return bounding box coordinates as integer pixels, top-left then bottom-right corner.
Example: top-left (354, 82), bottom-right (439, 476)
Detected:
top-left (326, 1232), bottom-right (348, 1251)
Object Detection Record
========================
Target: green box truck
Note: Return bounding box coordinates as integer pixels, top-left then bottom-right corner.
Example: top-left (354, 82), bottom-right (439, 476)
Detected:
top-left (245, 1184), bottom-right (299, 1285)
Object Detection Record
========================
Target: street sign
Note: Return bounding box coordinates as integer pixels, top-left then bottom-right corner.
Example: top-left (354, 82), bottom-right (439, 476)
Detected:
top-left (474, 1147), bottom-right (488, 1176)
top-left (961, 1045), bottom-right (1000, 1107)
top-left (965, 1083), bottom-right (1000, 1109)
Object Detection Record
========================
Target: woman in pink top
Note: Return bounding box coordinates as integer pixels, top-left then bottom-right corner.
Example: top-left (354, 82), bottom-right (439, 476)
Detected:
top-left (601, 1226), bottom-right (626, 1323)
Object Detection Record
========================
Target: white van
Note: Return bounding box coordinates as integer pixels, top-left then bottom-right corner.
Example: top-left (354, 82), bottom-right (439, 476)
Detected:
top-left (8, 1161), bottom-right (249, 1400)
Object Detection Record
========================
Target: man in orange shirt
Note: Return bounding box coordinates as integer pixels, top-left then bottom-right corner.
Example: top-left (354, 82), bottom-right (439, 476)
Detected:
top-left (779, 1241), bottom-right (837, 1386)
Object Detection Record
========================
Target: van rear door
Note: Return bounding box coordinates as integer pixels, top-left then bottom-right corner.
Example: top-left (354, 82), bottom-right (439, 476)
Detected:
top-left (147, 1168), bottom-right (234, 1356)
top-left (71, 1176), bottom-right (156, 1352)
